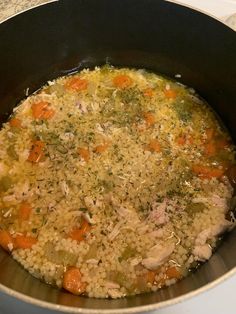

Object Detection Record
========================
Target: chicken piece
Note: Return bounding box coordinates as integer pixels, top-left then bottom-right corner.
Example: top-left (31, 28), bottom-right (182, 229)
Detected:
top-left (192, 244), bottom-right (212, 261)
top-left (211, 194), bottom-right (228, 213)
top-left (107, 289), bottom-right (124, 298)
top-left (148, 200), bottom-right (169, 225)
top-left (195, 220), bottom-right (233, 246)
top-left (193, 219), bottom-right (233, 261)
top-left (193, 194), bottom-right (229, 213)
top-left (142, 242), bottom-right (175, 270)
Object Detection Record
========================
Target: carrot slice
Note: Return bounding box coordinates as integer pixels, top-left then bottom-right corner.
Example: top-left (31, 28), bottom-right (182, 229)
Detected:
top-left (192, 165), bottom-right (224, 179)
top-left (205, 128), bottom-right (215, 141)
top-left (31, 101), bottom-right (55, 120)
top-left (63, 267), bottom-right (86, 295)
top-left (164, 89), bottom-right (177, 99)
top-left (19, 201), bottom-right (32, 221)
top-left (15, 235), bottom-right (37, 249)
top-left (0, 230), bottom-right (15, 252)
top-left (145, 139), bottom-right (161, 153)
top-left (204, 141), bottom-right (216, 157)
top-left (176, 135), bottom-right (186, 145)
top-left (68, 219), bottom-right (91, 242)
top-left (143, 88), bottom-right (154, 97)
top-left (166, 266), bottom-right (182, 279)
top-left (94, 143), bottom-right (109, 154)
top-left (9, 118), bottom-right (22, 128)
top-left (78, 147), bottom-right (90, 162)
top-left (65, 77), bottom-right (88, 91)
top-left (143, 112), bottom-right (155, 127)
top-left (113, 74), bottom-right (133, 89)
top-left (145, 271), bottom-right (156, 284)
top-left (27, 140), bottom-right (45, 163)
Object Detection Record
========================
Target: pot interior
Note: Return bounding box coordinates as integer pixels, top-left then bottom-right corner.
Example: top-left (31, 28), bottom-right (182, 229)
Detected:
top-left (0, 0), bottom-right (236, 312)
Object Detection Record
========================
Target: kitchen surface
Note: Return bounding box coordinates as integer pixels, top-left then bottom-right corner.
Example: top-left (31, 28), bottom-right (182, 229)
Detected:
top-left (0, 0), bottom-right (236, 313)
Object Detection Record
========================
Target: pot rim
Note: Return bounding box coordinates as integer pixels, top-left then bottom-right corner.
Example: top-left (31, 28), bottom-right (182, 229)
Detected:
top-left (0, 267), bottom-right (236, 313)
top-left (0, 0), bottom-right (235, 313)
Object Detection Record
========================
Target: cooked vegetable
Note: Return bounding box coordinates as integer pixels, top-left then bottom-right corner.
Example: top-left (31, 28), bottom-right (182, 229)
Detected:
top-left (7, 145), bottom-right (18, 160)
top-left (0, 230), bottom-right (15, 252)
top-left (18, 202), bottom-right (32, 221)
top-left (27, 140), bottom-right (45, 163)
top-left (143, 88), bottom-right (154, 97)
top-left (165, 266), bottom-right (182, 279)
top-left (113, 74), bottom-right (133, 89)
top-left (77, 147), bottom-right (90, 162)
top-left (0, 176), bottom-right (12, 192)
top-left (143, 112), bottom-right (155, 127)
top-left (31, 101), bottom-right (55, 120)
top-left (164, 89), bottom-right (177, 99)
top-left (145, 139), bottom-right (161, 153)
top-left (94, 143), bottom-right (109, 154)
top-left (44, 242), bottom-right (78, 266)
top-left (0, 66), bottom-right (234, 299)
top-left (9, 118), bottom-right (22, 128)
top-left (120, 246), bottom-right (137, 261)
top-left (14, 235), bottom-right (37, 249)
top-left (192, 165), bottom-right (224, 179)
top-left (63, 267), bottom-right (86, 295)
top-left (65, 77), bottom-right (88, 91)
top-left (68, 219), bottom-right (91, 242)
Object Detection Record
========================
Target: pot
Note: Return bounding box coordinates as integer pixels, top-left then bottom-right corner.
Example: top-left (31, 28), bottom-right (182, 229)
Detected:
top-left (0, 0), bottom-right (236, 313)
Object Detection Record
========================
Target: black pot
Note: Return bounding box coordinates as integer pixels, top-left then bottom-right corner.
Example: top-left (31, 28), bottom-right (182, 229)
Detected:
top-left (0, 0), bottom-right (236, 313)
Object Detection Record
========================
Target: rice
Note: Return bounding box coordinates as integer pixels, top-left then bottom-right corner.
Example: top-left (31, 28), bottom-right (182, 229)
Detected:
top-left (0, 66), bottom-right (235, 298)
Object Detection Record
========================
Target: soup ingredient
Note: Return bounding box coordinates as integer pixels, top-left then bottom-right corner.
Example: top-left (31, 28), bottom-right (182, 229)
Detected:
top-left (0, 66), bottom-right (235, 299)
top-left (63, 267), bottom-right (86, 295)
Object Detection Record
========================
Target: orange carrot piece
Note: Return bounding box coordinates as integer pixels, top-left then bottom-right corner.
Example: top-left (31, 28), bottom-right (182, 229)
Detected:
top-left (176, 135), bottom-right (186, 145)
top-left (63, 267), bottom-right (86, 295)
top-left (19, 201), bottom-right (32, 221)
top-left (205, 128), bottom-right (215, 141)
top-left (166, 266), bottom-right (182, 279)
top-left (143, 88), bottom-right (154, 97)
top-left (145, 139), bottom-right (161, 153)
top-left (192, 165), bottom-right (224, 179)
top-left (31, 101), bottom-right (55, 120)
top-left (15, 235), bottom-right (37, 249)
top-left (204, 141), bottom-right (216, 157)
top-left (78, 147), bottom-right (90, 162)
top-left (143, 112), bottom-right (155, 127)
top-left (94, 143), bottom-right (109, 154)
top-left (146, 271), bottom-right (156, 284)
top-left (188, 135), bottom-right (194, 145)
top-left (0, 230), bottom-right (15, 252)
top-left (9, 118), bottom-right (22, 128)
top-left (164, 89), bottom-right (177, 99)
top-left (113, 74), bottom-right (133, 89)
top-left (27, 140), bottom-right (45, 163)
top-left (68, 219), bottom-right (91, 242)
top-left (65, 77), bottom-right (88, 91)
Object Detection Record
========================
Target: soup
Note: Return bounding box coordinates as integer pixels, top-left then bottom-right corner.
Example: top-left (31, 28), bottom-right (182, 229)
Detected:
top-left (0, 66), bottom-right (235, 298)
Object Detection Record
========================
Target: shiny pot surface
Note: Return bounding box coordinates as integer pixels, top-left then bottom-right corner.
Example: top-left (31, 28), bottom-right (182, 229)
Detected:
top-left (0, 0), bottom-right (236, 313)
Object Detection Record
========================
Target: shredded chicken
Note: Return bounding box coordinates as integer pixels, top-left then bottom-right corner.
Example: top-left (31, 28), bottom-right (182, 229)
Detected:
top-left (104, 281), bottom-right (120, 289)
top-left (195, 220), bottom-right (233, 246)
top-left (193, 220), bottom-right (233, 261)
top-left (142, 242), bottom-right (175, 270)
top-left (193, 244), bottom-right (212, 261)
top-left (107, 289), bottom-right (124, 298)
top-left (147, 200), bottom-right (169, 225)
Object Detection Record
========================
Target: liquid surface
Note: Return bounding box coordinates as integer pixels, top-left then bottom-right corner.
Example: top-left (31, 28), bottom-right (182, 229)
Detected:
top-left (0, 66), bottom-right (235, 298)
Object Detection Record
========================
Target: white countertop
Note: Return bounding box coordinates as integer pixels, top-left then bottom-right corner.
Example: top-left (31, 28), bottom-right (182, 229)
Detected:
top-left (0, 0), bottom-right (236, 313)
